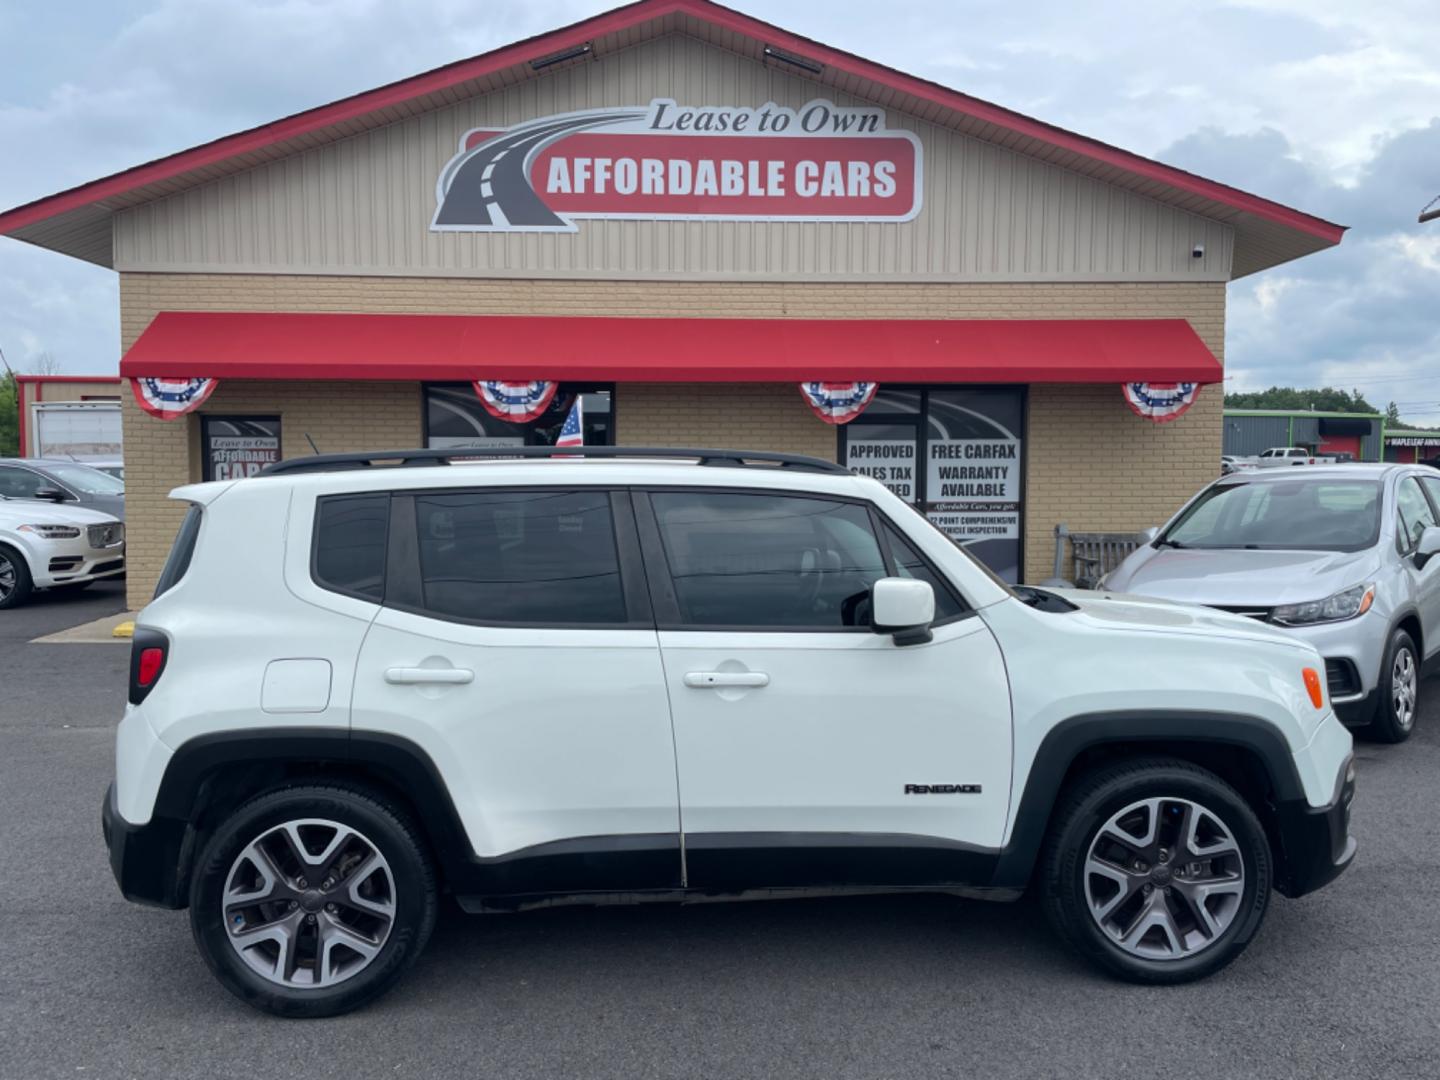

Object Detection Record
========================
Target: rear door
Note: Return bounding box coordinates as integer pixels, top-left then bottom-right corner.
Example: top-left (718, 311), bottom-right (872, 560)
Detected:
top-left (635, 487), bottom-right (1012, 891)
top-left (351, 486), bottom-right (681, 893)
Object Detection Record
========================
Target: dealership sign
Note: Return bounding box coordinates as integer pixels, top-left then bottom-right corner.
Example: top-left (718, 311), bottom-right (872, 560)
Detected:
top-left (433, 99), bottom-right (922, 232)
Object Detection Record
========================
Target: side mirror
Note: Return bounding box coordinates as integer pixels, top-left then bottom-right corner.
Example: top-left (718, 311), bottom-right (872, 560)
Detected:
top-left (1416, 525), bottom-right (1440, 569)
top-left (871, 577), bottom-right (935, 646)
top-left (34, 487), bottom-right (68, 503)
top-left (1138, 526), bottom-right (1161, 544)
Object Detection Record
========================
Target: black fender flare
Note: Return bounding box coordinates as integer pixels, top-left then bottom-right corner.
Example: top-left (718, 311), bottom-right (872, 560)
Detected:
top-left (153, 727), bottom-right (473, 882)
top-left (989, 710), bottom-right (1304, 889)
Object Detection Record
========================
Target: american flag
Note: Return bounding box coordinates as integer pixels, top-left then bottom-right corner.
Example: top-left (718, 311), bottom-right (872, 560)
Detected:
top-left (556, 397), bottom-right (584, 451)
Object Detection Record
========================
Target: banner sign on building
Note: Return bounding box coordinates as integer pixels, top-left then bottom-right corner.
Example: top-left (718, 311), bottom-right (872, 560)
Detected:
top-left (473, 381), bottom-right (560, 422)
top-left (800, 381), bottom-right (879, 424)
top-left (1123, 382), bottom-right (1200, 423)
top-left (130, 377), bottom-right (218, 420)
top-left (434, 99), bottom-right (922, 232)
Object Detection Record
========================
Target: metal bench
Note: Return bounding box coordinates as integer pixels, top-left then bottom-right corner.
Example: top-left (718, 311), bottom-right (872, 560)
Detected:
top-left (1040, 524), bottom-right (1146, 589)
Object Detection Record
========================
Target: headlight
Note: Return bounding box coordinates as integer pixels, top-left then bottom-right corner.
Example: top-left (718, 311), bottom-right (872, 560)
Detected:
top-left (1273, 583), bottom-right (1375, 626)
top-left (16, 524), bottom-right (81, 540)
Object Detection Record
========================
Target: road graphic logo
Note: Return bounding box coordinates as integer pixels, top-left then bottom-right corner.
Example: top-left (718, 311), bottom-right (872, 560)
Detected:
top-left (432, 98), bottom-right (922, 232)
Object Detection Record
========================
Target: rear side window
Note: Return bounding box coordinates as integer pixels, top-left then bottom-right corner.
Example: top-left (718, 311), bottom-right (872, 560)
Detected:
top-left (1395, 477), bottom-right (1437, 554)
top-left (650, 491), bottom-right (887, 628)
top-left (313, 495), bottom-right (389, 600)
top-left (414, 490), bottom-right (626, 625)
top-left (153, 504), bottom-right (203, 599)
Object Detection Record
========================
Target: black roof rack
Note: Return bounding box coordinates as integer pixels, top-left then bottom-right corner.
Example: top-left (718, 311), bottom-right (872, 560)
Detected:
top-left (257, 446), bottom-right (850, 477)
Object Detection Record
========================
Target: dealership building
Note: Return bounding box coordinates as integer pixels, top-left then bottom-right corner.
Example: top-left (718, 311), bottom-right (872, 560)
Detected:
top-left (0, 0), bottom-right (1343, 605)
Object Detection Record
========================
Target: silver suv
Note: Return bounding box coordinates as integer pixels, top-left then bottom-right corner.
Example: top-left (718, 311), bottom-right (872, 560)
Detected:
top-left (1103, 464), bottom-right (1440, 743)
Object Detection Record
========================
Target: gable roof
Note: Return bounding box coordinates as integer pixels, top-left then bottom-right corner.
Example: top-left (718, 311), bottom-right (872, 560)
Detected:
top-left (0, 0), bottom-right (1344, 277)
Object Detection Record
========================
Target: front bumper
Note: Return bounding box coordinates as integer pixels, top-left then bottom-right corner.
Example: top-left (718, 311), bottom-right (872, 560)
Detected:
top-left (1283, 614), bottom-right (1384, 722)
top-left (102, 782), bottom-right (189, 909)
top-left (27, 532), bottom-right (126, 587)
top-left (1272, 754), bottom-right (1357, 899)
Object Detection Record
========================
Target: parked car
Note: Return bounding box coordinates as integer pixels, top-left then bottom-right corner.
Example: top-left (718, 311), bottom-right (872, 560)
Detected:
top-left (1255, 447), bottom-right (1337, 468)
top-left (1102, 464), bottom-right (1440, 743)
top-left (103, 446), bottom-right (1356, 1016)
top-left (1220, 455), bottom-right (1253, 475)
top-left (88, 459), bottom-right (125, 481)
top-left (0, 458), bottom-right (125, 519)
top-left (0, 495), bottom-right (126, 608)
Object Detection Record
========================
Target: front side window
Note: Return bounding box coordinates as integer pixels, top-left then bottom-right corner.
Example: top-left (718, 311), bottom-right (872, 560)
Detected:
top-left (1395, 477), bottom-right (1437, 553)
top-left (313, 495), bottom-right (389, 600)
top-left (1162, 479), bottom-right (1382, 553)
top-left (651, 491), bottom-right (887, 628)
top-left (0, 465), bottom-right (48, 499)
top-left (879, 522), bottom-right (968, 622)
top-left (414, 490), bottom-right (626, 625)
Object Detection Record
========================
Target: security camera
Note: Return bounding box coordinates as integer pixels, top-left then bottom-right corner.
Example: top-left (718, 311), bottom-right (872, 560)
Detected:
top-left (1192, 244), bottom-right (1206, 259)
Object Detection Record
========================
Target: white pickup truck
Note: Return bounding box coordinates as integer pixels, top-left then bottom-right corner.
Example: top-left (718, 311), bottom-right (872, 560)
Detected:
top-left (1254, 447), bottom-right (1339, 468)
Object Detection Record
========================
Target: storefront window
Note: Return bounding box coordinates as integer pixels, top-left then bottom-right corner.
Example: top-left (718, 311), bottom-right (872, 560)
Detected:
top-left (424, 383), bottom-right (613, 449)
top-left (201, 416), bottom-right (282, 480)
top-left (840, 387), bottom-right (1025, 583)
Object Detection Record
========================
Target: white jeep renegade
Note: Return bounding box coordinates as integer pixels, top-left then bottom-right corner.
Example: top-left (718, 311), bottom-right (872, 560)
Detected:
top-left (103, 447), bottom-right (1357, 1017)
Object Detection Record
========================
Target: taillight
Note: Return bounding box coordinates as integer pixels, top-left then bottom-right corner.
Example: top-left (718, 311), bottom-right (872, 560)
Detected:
top-left (129, 629), bottom-right (169, 705)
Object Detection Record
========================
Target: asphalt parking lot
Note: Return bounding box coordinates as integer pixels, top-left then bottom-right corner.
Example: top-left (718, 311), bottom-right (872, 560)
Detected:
top-left (1, 584), bottom-right (1437, 1080)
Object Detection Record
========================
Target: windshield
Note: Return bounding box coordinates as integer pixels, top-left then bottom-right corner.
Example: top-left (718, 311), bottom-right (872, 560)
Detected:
top-left (1162, 478), bottom-right (1382, 552)
top-left (41, 463), bottom-right (125, 496)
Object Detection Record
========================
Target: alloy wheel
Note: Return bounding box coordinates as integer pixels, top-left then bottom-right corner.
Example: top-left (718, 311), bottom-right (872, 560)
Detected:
top-left (222, 818), bottom-right (396, 988)
top-left (0, 553), bottom-right (14, 602)
top-left (1392, 646), bottom-right (1418, 731)
top-left (1083, 796), bottom-right (1246, 960)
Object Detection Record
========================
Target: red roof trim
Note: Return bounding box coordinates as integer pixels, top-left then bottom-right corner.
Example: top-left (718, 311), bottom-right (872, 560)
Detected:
top-left (118, 311), bottom-right (1224, 385)
top-left (0, 0), bottom-right (1344, 244)
top-left (14, 374), bottom-right (122, 384)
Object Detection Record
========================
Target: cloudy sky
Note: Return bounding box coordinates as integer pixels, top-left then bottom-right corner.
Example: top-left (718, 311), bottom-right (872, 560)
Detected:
top-left (2, 0), bottom-right (1437, 421)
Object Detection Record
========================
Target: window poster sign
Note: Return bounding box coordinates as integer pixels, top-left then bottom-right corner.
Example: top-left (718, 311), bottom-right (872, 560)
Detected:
top-left (201, 416), bottom-right (281, 481)
top-left (924, 390), bottom-right (1024, 581)
top-left (842, 388), bottom-right (1025, 583)
top-left (845, 426), bottom-right (916, 501)
top-left (433, 99), bottom-right (921, 232)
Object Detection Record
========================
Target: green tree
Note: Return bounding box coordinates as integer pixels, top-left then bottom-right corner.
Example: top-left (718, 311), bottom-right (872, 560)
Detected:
top-left (1386, 401), bottom-right (1403, 427)
top-left (0, 371), bottom-right (17, 457)
top-left (1223, 386), bottom-right (1380, 414)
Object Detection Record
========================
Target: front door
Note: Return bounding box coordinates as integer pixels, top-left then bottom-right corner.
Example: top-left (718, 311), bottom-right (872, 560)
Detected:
top-left (351, 487), bottom-right (682, 894)
top-left (1404, 475), bottom-right (1440, 661)
top-left (635, 487), bottom-right (1013, 891)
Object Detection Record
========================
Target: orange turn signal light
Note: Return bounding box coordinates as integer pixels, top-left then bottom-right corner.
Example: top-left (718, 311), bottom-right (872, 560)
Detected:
top-left (1302, 667), bottom-right (1324, 710)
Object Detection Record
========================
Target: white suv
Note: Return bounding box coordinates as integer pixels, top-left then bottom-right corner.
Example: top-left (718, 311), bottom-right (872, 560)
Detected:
top-left (0, 495), bottom-right (125, 608)
top-left (103, 447), bottom-right (1357, 1017)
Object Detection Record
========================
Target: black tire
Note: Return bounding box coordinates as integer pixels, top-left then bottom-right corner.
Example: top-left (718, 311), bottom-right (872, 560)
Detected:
top-left (1358, 628), bottom-right (1419, 744)
top-left (52, 579), bottom-right (94, 591)
top-left (0, 545), bottom-right (34, 610)
top-left (189, 784), bottom-right (438, 1018)
top-left (1040, 758), bottom-right (1272, 984)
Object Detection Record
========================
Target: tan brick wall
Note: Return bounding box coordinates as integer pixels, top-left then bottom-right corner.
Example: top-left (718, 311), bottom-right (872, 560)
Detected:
top-left (120, 273), bottom-right (1224, 602)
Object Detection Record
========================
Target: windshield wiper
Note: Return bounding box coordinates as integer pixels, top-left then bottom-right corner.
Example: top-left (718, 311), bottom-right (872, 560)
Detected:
top-left (1154, 538), bottom-right (1188, 549)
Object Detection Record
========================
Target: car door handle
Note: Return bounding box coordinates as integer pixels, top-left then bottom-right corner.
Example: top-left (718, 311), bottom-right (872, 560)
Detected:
top-left (683, 671), bottom-right (770, 689)
top-left (384, 667), bottom-right (475, 685)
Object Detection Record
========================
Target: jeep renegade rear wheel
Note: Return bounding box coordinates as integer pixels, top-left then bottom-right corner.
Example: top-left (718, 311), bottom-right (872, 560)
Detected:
top-left (1040, 759), bottom-right (1271, 983)
top-left (189, 784), bottom-right (437, 1017)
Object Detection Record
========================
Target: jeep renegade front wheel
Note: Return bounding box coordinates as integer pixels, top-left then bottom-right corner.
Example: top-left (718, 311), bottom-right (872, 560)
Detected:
top-left (189, 785), bottom-right (437, 1017)
top-left (1040, 759), bottom-right (1271, 984)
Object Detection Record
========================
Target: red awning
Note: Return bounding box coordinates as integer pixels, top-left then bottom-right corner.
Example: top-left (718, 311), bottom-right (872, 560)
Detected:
top-left (119, 312), bottom-right (1222, 384)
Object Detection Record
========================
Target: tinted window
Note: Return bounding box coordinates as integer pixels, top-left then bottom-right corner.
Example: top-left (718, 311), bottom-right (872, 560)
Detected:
top-left (314, 495), bottom-right (389, 600)
top-left (1163, 479), bottom-right (1381, 553)
top-left (880, 522), bottom-right (968, 621)
top-left (651, 492), bottom-right (887, 628)
top-left (1395, 477), bottom-right (1437, 553)
top-left (153, 504), bottom-right (202, 599)
top-left (415, 490), bottom-right (625, 624)
top-left (0, 466), bottom-right (47, 499)
top-left (36, 463), bottom-right (124, 495)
